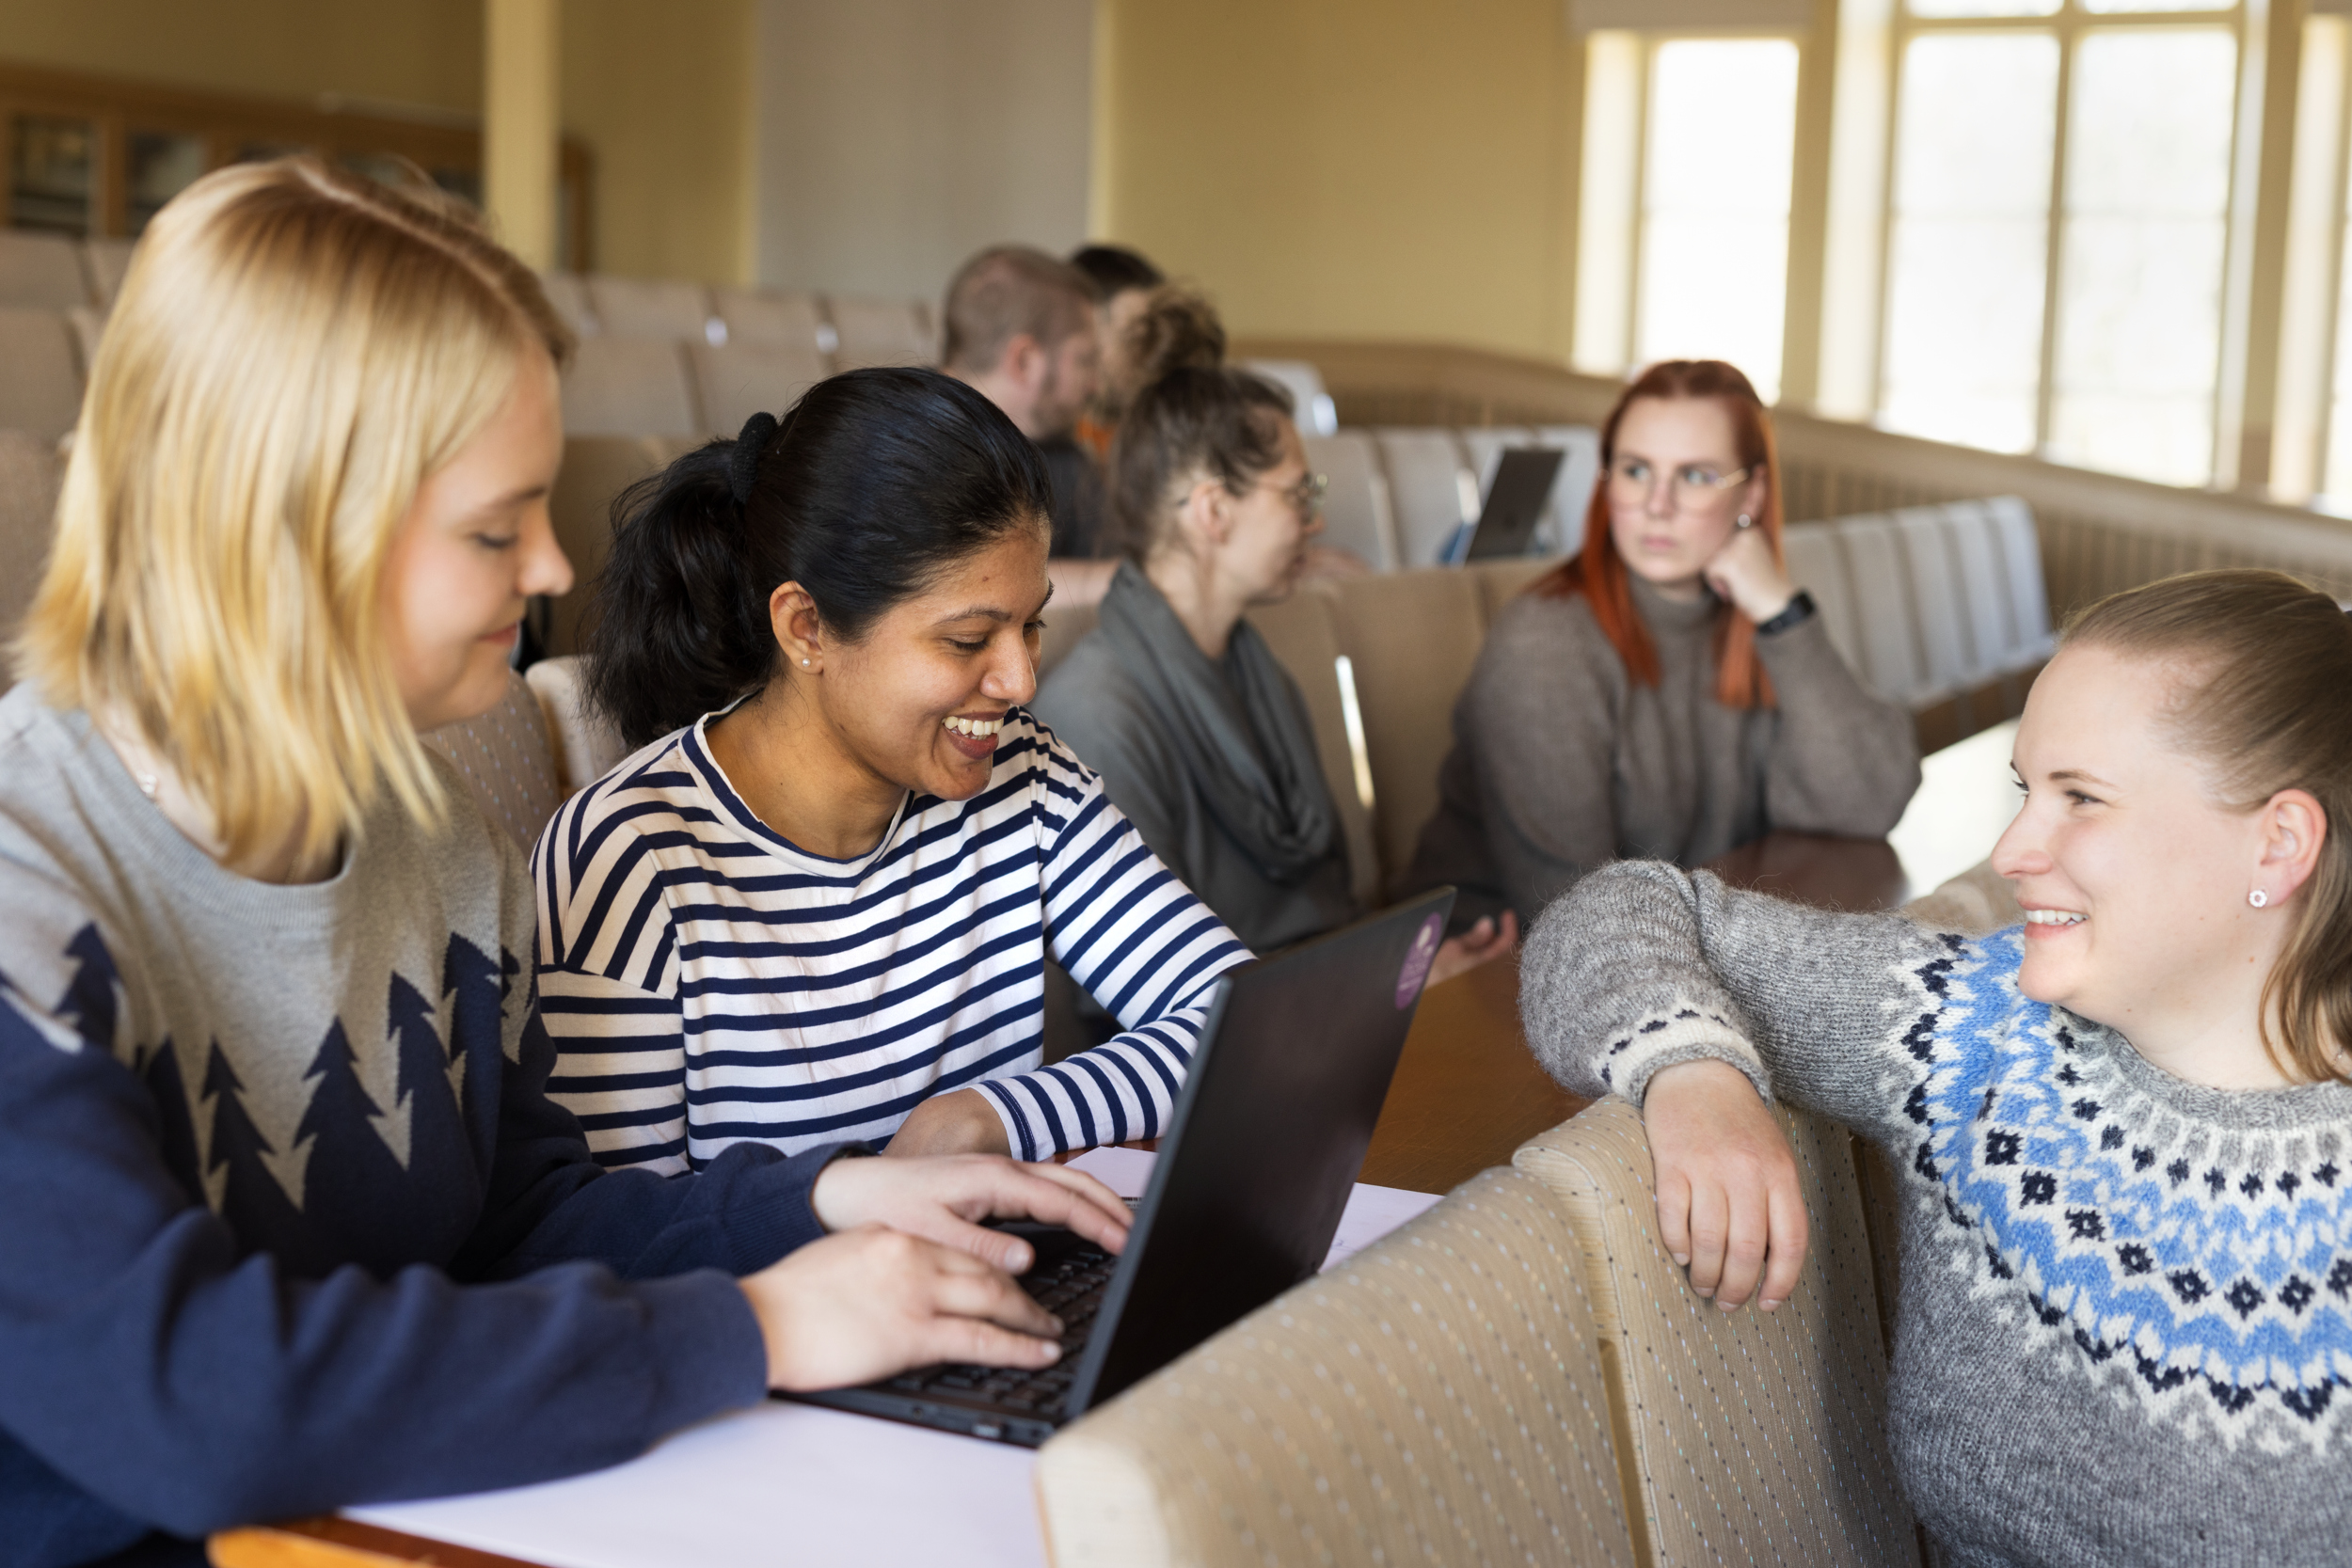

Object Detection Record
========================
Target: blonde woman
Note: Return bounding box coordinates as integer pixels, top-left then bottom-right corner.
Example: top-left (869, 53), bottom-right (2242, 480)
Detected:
top-left (1524, 570), bottom-right (2352, 1565)
top-left (0, 160), bottom-right (1124, 1567)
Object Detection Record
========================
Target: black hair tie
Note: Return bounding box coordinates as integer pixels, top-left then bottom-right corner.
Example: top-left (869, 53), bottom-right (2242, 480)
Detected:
top-left (729, 412), bottom-right (779, 506)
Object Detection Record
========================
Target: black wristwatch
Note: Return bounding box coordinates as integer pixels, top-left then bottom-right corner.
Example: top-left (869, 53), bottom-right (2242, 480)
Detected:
top-left (1755, 590), bottom-right (1816, 638)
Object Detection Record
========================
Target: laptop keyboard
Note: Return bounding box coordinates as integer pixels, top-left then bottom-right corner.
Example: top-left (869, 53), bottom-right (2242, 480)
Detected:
top-left (879, 1242), bottom-right (1116, 1418)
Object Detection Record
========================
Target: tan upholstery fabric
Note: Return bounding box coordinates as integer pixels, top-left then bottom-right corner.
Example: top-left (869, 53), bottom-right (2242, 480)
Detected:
top-left (0, 309), bottom-right (84, 439)
top-left (81, 239), bottom-right (135, 307)
top-left (1299, 431), bottom-right (1400, 571)
top-left (0, 431), bottom-right (64, 692)
top-left (826, 296), bottom-right (932, 371)
top-left (1514, 1100), bottom-right (1918, 1568)
top-left (1372, 429), bottom-right (1473, 569)
top-left (1037, 1167), bottom-right (1635, 1568)
top-left (688, 341), bottom-right (829, 438)
top-left (712, 286), bottom-right (827, 352)
top-left (560, 337), bottom-right (701, 438)
top-left (585, 276), bottom-right (711, 340)
top-left (547, 436), bottom-right (663, 656)
top-left (1324, 567), bottom-right (1486, 896)
top-left (537, 273), bottom-right (601, 338)
top-left (1784, 523), bottom-right (1868, 679)
top-left (1469, 556), bottom-right (1555, 616)
top-left (0, 232), bottom-right (90, 309)
top-left (1245, 583), bottom-right (1381, 911)
top-left (524, 656), bottom-right (628, 797)
top-left (420, 670), bottom-right (565, 851)
top-left (1899, 857), bottom-right (2019, 939)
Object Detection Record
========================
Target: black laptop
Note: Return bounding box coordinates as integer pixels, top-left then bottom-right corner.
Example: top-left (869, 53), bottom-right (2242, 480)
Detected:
top-left (1442, 447), bottom-right (1567, 564)
top-left (782, 887), bottom-right (1456, 1448)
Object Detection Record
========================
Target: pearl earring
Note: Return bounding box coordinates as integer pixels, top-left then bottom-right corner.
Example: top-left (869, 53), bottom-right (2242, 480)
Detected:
top-left (2249, 889), bottom-right (2268, 909)
top-left (1735, 513), bottom-right (1754, 531)
top-left (801, 657), bottom-right (811, 667)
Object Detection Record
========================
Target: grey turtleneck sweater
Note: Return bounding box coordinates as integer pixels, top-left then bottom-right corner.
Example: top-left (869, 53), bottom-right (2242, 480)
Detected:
top-left (1524, 861), bottom-right (2352, 1568)
top-left (1408, 575), bottom-right (1919, 927)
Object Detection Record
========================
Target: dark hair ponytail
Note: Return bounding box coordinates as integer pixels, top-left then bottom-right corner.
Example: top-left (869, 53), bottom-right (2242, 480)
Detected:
top-left (585, 367), bottom-right (1052, 747)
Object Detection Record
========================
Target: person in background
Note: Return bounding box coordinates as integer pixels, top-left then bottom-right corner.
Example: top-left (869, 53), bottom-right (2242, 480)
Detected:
top-left (1067, 243), bottom-right (1165, 458)
top-left (0, 161), bottom-right (1127, 1568)
top-left (1524, 568), bottom-right (2352, 1567)
top-left (940, 245), bottom-right (1105, 562)
top-left (538, 369), bottom-right (1252, 1173)
top-left (1406, 359), bottom-right (1918, 931)
top-left (1033, 364), bottom-right (1514, 977)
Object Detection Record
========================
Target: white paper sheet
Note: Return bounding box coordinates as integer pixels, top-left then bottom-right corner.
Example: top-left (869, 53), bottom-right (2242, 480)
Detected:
top-left (348, 1159), bottom-right (1438, 1568)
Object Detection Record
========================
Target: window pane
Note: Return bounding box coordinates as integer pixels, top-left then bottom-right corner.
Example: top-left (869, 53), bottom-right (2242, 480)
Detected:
top-left (1908, 0), bottom-right (2058, 15)
top-left (1634, 39), bottom-right (1800, 402)
top-left (2082, 0), bottom-right (2227, 11)
top-left (1880, 33), bottom-right (2058, 453)
top-left (9, 115), bottom-right (94, 234)
top-left (2047, 28), bottom-right (2237, 484)
top-left (2324, 155), bottom-right (2352, 502)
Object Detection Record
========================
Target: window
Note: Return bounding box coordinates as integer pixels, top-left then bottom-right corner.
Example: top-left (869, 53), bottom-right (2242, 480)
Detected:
top-left (1875, 1), bottom-right (2246, 485)
top-left (1574, 30), bottom-right (1806, 404)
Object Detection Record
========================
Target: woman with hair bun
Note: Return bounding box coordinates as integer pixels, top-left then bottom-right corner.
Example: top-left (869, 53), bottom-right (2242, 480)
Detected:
top-left (1527, 568), bottom-right (2352, 1564)
top-left (1407, 359), bottom-right (1918, 929)
top-left (540, 368), bottom-right (1250, 1171)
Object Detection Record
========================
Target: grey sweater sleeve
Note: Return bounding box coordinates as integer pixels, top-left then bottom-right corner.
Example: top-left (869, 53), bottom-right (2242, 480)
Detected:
top-left (1753, 616), bottom-right (1921, 837)
top-left (1458, 597), bottom-right (1626, 921)
top-left (1519, 859), bottom-right (1962, 1148)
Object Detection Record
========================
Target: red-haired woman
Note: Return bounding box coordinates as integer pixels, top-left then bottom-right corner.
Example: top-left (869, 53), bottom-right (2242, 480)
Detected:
top-left (1406, 360), bottom-right (1919, 927)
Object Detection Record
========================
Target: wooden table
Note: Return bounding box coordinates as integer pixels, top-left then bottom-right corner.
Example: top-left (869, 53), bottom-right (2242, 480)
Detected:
top-left (215, 785), bottom-right (2020, 1568)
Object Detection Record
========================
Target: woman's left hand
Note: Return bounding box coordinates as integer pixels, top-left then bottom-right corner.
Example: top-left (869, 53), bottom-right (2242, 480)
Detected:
top-left (884, 1086), bottom-right (1014, 1158)
top-left (1701, 524), bottom-right (1797, 626)
top-left (812, 1149), bottom-right (1131, 1273)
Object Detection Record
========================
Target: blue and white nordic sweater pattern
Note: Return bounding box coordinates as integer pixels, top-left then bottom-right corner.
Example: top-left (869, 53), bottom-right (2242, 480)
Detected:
top-left (1905, 927), bottom-right (2351, 1446)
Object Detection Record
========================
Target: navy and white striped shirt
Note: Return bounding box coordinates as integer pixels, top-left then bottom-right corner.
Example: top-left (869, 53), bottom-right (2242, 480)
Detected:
top-left (531, 708), bottom-right (1250, 1170)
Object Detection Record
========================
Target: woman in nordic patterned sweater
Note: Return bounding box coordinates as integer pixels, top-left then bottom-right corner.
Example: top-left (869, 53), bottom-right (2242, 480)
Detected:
top-left (536, 371), bottom-right (1249, 1171)
top-left (1523, 569), bottom-right (2351, 1567)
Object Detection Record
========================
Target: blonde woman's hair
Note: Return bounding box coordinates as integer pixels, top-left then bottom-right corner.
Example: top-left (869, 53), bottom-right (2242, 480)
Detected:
top-left (16, 157), bottom-right (569, 870)
top-left (2061, 568), bottom-right (2352, 1084)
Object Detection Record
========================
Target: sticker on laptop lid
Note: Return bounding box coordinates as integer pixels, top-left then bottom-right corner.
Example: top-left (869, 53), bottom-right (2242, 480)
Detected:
top-left (1394, 912), bottom-right (1443, 1008)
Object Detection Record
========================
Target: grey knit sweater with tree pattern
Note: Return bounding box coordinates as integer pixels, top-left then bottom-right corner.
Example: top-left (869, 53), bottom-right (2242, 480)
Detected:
top-left (1523, 861), bottom-right (2352, 1568)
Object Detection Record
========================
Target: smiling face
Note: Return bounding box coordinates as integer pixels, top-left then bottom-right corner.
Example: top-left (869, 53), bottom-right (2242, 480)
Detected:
top-left (1605, 396), bottom-right (1766, 597)
top-left (814, 520), bottom-right (1052, 803)
top-left (379, 348), bottom-right (572, 731)
top-left (1992, 643), bottom-right (2278, 1038)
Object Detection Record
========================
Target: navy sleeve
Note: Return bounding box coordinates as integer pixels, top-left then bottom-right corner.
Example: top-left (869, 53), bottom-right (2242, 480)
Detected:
top-left (0, 989), bottom-right (780, 1540)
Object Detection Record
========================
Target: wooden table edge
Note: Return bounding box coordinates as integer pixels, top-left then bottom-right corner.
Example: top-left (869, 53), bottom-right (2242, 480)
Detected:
top-left (210, 1516), bottom-right (545, 1568)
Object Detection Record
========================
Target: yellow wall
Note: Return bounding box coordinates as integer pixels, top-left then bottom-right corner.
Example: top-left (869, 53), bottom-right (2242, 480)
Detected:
top-left (1094, 0), bottom-right (1582, 361)
top-left (0, 0), bottom-right (756, 284)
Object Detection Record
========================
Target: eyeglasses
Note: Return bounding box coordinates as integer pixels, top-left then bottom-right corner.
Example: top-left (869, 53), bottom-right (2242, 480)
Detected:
top-left (1605, 455), bottom-right (1754, 510)
top-left (1257, 470), bottom-right (1328, 519)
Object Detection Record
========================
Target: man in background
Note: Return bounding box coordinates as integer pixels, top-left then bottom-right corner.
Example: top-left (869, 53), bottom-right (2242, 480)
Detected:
top-left (941, 245), bottom-right (1107, 562)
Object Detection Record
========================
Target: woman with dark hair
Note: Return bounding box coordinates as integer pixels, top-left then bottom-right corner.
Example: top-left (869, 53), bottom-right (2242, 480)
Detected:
top-left (538, 368), bottom-right (1250, 1169)
top-left (1032, 366), bottom-right (1514, 976)
top-left (1406, 359), bottom-right (1919, 929)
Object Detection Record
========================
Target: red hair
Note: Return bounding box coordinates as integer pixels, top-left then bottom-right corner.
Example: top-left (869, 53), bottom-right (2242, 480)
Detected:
top-left (1534, 359), bottom-right (1785, 709)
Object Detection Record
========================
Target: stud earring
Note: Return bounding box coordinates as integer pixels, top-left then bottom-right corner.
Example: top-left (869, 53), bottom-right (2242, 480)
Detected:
top-left (2249, 889), bottom-right (2269, 909)
top-left (801, 657), bottom-right (811, 668)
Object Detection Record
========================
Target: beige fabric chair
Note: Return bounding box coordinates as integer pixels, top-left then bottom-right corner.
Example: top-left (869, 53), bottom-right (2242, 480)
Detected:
top-left (537, 273), bottom-right (601, 338)
top-left (687, 340), bottom-right (829, 438)
top-left (0, 309), bottom-right (85, 439)
top-left (711, 286), bottom-right (828, 353)
top-left (1324, 566), bottom-right (1487, 896)
top-left (560, 337), bottom-right (702, 440)
top-left (64, 307), bottom-right (106, 378)
top-left (1245, 584), bottom-right (1381, 911)
top-left (1534, 425), bottom-right (1603, 557)
top-left (524, 655), bottom-right (629, 796)
top-left (0, 431), bottom-right (64, 692)
top-left (0, 231), bottom-right (91, 309)
top-left (1034, 600), bottom-right (1098, 681)
top-left (1468, 555), bottom-right (1555, 616)
top-left (1037, 1167), bottom-right (1635, 1568)
top-left (1373, 428), bottom-right (1475, 569)
top-left (1514, 1100), bottom-right (1919, 1568)
top-left (1982, 497), bottom-right (2052, 655)
top-left (586, 276), bottom-right (713, 341)
top-left (1299, 431), bottom-right (1399, 571)
top-left (547, 436), bottom-right (665, 656)
top-left (826, 295), bottom-right (932, 371)
top-left (1783, 522), bottom-right (1869, 679)
top-left (1890, 507), bottom-right (1976, 691)
top-left (1834, 515), bottom-right (1933, 706)
top-left (420, 670), bottom-right (565, 853)
top-left (1900, 856), bottom-right (2019, 939)
top-left (81, 239), bottom-right (136, 307)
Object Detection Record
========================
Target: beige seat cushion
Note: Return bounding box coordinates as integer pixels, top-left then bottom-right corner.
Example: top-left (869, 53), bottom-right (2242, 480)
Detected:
top-left (1514, 1100), bottom-right (1918, 1568)
top-left (688, 340), bottom-right (830, 438)
top-left (0, 231), bottom-right (92, 309)
top-left (826, 295), bottom-right (932, 371)
top-left (0, 431), bottom-right (64, 691)
top-left (560, 336), bottom-right (701, 438)
top-left (585, 275), bottom-right (712, 340)
top-left (712, 286), bottom-right (827, 353)
top-left (1246, 583), bottom-right (1380, 911)
top-left (525, 655), bottom-right (628, 797)
top-left (420, 670), bottom-right (565, 852)
top-left (0, 309), bottom-right (85, 439)
top-left (1037, 1167), bottom-right (1635, 1568)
